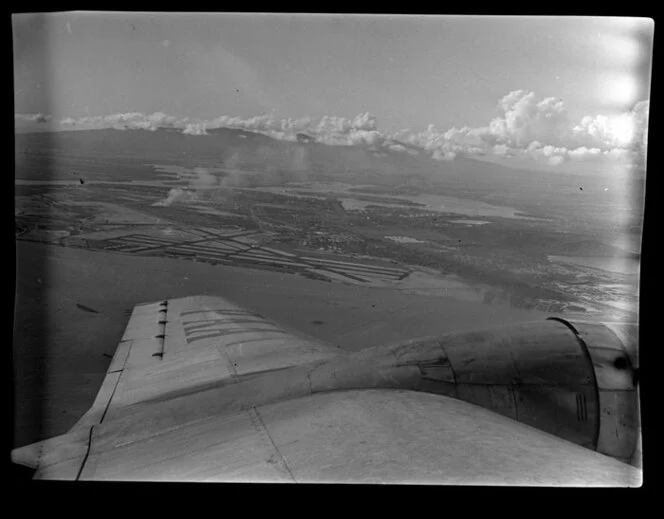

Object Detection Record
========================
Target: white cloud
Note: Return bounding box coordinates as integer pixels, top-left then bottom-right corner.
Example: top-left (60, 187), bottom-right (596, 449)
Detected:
top-left (15, 113), bottom-right (51, 123)
top-left (569, 108), bottom-right (647, 151)
top-left (386, 143), bottom-right (417, 155)
top-left (432, 148), bottom-right (457, 161)
top-left (59, 109), bottom-right (386, 147)
top-left (60, 111), bottom-right (180, 131)
top-left (547, 155), bottom-right (566, 166)
top-left (400, 90), bottom-right (570, 152)
top-left (493, 90), bottom-right (569, 147)
top-left (182, 123), bottom-right (208, 135)
top-left (394, 90), bottom-right (649, 168)
top-left (388, 143), bottom-right (407, 152)
top-left (567, 146), bottom-right (603, 161)
top-left (519, 140), bottom-right (639, 167)
top-left (493, 144), bottom-right (512, 157)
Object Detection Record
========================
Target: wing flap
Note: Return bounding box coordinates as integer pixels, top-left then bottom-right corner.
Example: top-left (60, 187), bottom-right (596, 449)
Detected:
top-left (107, 339), bottom-right (132, 373)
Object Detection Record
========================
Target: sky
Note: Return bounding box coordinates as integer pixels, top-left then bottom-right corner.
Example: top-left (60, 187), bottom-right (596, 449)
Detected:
top-left (13, 12), bottom-right (653, 173)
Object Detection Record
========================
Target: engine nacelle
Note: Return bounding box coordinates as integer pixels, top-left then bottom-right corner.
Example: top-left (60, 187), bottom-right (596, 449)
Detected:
top-left (387, 318), bottom-right (640, 466)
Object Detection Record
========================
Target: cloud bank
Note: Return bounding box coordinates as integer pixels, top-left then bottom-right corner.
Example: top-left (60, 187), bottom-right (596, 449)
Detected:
top-left (52, 90), bottom-right (649, 169)
top-left (180, 112), bottom-right (383, 147)
top-left (60, 111), bottom-right (182, 131)
top-left (394, 90), bottom-right (649, 167)
top-left (15, 113), bottom-right (52, 123)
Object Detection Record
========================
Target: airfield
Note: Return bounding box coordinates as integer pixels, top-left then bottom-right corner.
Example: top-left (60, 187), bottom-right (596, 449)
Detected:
top-left (15, 161), bottom-right (641, 317)
top-left (14, 127), bottom-right (643, 448)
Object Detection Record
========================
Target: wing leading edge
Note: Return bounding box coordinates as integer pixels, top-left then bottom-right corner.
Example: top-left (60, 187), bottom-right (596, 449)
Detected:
top-left (80, 295), bottom-right (343, 425)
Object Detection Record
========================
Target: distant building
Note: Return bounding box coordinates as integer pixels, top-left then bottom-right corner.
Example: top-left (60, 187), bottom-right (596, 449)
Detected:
top-left (296, 133), bottom-right (315, 144)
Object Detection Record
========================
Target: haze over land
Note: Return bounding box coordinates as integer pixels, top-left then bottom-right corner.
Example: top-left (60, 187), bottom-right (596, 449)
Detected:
top-left (15, 124), bottom-right (645, 317)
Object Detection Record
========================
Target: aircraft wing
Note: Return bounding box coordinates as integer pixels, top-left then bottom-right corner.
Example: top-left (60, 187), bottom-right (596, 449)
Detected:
top-left (73, 294), bottom-right (343, 428)
top-left (11, 295), bottom-right (642, 485)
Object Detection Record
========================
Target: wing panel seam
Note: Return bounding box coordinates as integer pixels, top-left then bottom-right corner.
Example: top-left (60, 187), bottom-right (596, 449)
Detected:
top-left (75, 425), bottom-right (95, 481)
top-left (100, 370), bottom-right (125, 423)
top-left (251, 407), bottom-right (297, 482)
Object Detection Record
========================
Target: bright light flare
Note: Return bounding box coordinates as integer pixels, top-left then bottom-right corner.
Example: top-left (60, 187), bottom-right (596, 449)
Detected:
top-left (599, 74), bottom-right (640, 109)
top-left (608, 114), bottom-right (636, 147)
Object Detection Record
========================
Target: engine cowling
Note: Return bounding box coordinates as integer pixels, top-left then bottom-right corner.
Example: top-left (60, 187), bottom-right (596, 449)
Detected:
top-left (239, 316), bottom-right (640, 467)
top-left (395, 318), bottom-right (640, 466)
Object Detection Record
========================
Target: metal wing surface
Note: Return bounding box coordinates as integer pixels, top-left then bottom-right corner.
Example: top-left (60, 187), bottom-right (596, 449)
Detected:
top-left (74, 295), bottom-right (343, 427)
top-left (34, 389), bottom-right (641, 484)
top-left (12, 295), bottom-right (642, 485)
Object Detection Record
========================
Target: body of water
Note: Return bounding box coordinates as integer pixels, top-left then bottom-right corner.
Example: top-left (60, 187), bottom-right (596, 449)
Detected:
top-left (448, 219), bottom-right (491, 225)
top-left (254, 182), bottom-right (539, 220)
top-left (385, 236), bottom-right (426, 244)
top-left (548, 255), bottom-right (640, 276)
